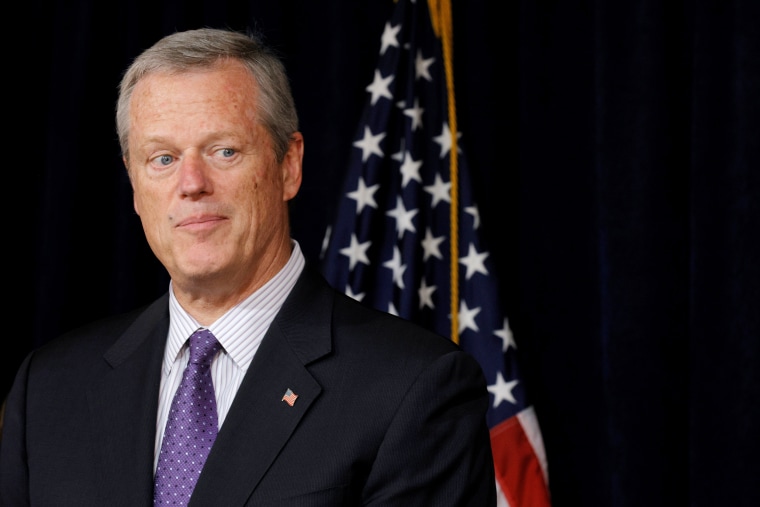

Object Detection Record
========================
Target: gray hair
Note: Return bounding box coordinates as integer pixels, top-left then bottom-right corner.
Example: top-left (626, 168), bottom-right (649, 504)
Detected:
top-left (116, 27), bottom-right (299, 164)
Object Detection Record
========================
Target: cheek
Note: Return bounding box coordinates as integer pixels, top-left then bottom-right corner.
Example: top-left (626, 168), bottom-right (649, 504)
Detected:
top-left (133, 185), bottom-right (165, 223)
top-left (240, 177), bottom-right (279, 223)
top-left (133, 191), bottom-right (145, 216)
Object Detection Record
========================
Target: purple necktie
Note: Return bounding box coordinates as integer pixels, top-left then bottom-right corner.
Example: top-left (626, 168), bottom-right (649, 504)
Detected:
top-left (154, 329), bottom-right (222, 506)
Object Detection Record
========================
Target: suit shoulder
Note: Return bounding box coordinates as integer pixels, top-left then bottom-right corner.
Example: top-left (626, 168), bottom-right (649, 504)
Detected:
top-left (34, 295), bottom-right (165, 361)
top-left (331, 290), bottom-right (462, 356)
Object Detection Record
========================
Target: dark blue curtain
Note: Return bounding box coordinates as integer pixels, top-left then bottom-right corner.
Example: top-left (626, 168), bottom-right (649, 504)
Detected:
top-left (7, 1), bottom-right (758, 505)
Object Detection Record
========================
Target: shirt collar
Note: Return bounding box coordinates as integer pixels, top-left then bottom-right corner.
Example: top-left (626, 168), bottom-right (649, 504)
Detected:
top-left (163, 240), bottom-right (305, 375)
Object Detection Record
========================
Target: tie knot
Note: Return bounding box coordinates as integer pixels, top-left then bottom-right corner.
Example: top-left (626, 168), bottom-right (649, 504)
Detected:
top-left (188, 329), bottom-right (222, 366)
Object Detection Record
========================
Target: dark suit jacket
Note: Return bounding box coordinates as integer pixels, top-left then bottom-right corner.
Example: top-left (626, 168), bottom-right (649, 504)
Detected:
top-left (0, 266), bottom-right (495, 506)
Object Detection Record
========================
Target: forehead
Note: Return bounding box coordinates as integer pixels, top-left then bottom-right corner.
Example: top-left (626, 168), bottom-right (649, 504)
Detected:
top-left (129, 61), bottom-right (260, 135)
top-left (131, 61), bottom-right (258, 114)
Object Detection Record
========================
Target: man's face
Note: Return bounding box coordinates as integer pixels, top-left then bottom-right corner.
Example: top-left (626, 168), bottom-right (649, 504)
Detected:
top-left (125, 61), bottom-right (302, 297)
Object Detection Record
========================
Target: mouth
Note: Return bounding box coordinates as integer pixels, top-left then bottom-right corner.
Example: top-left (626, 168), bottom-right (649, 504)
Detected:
top-left (174, 214), bottom-right (227, 232)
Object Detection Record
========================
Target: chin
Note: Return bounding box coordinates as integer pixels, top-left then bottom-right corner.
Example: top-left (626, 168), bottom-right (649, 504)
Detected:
top-left (172, 257), bottom-right (229, 281)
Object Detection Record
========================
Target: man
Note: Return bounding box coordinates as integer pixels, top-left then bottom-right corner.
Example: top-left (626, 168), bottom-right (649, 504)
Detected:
top-left (0, 27), bottom-right (495, 506)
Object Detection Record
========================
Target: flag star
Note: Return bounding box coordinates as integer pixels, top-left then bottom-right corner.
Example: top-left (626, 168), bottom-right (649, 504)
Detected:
top-left (403, 98), bottom-right (424, 131)
top-left (433, 122), bottom-right (462, 159)
top-left (382, 246), bottom-right (407, 289)
top-left (380, 21), bottom-right (401, 55)
top-left (420, 227), bottom-right (445, 261)
top-left (392, 143), bottom-right (405, 162)
top-left (494, 318), bottom-right (517, 353)
top-left (347, 177), bottom-right (380, 213)
top-left (388, 301), bottom-right (399, 317)
top-left (339, 234), bottom-right (372, 270)
top-left (353, 126), bottom-right (386, 162)
top-left (459, 243), bottom-right (489, 280)
top-left (415, 49), bottom-right (435, 82)
top-left (320, 225), bottom-right (332, 258)
top-left (386, 197), bottom-right (418, 239)
top-left (392, 139), bottom-right (413, 164)
top-left (399, 151), bottom-right (423, 187)
top-left (465, 205), bottom-right (480, 229)
top-left (345, 285), bottom-right (365, 302)
top-left (458, 300), bottom-right (481, 334)
top-left (487, 372), bottom-right (518, 408)
top-left (423, 173), bottom-right (451, 207)
top-left (366, 70), bottom-right (394, 105)
top-left (418, 278), bottom-right (436, 309)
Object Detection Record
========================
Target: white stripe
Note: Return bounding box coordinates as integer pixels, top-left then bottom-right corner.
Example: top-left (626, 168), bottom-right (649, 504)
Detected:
top-left (517, 405), bottom-right (550, 484)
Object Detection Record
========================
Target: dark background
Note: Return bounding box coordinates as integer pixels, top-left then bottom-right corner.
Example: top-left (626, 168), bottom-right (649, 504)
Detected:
top-left (6, 1), bottom-right (759, 506)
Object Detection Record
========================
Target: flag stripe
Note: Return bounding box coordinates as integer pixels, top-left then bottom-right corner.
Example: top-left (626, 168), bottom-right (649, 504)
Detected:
top-left (491, 409), bottom-right (551, 506)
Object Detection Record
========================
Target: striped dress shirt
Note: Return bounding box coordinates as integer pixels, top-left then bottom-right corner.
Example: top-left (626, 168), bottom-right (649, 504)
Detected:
top-left (153, 241), bottom-right (305, 470)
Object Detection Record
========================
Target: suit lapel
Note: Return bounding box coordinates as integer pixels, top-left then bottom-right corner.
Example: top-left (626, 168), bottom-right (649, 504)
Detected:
top-left (190, 267), bottom-right (334, 506)
top-left (87, 295), bottom-right (170, 506)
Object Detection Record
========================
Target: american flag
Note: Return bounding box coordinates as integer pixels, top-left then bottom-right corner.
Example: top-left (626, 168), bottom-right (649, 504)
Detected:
top-left (320, 0), bottom-right (551, 505)
top-left (282, 388), bottom-right (298, 407)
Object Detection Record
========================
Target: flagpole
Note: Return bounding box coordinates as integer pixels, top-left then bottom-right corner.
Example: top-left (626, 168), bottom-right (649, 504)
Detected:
top-left (428, 0), bottom-right (459, 343)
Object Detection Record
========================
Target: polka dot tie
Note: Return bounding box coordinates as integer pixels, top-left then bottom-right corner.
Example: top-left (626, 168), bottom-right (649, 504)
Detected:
top-left (154, 329), bottom-right (222, 506)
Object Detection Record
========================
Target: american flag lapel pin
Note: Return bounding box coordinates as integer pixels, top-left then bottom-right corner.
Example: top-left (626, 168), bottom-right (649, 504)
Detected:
top-left (282, 388), bottom-right (298, 407)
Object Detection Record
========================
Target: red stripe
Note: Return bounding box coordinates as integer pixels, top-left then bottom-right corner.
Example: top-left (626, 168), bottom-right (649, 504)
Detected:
top-left (491, 416), bottom-right (552, 506)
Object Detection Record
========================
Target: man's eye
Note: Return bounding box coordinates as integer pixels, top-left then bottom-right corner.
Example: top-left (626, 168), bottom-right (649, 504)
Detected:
top-left (220, 148), bottom-right (235, 158)
top-left (157, 154), bottom-right (174, 166)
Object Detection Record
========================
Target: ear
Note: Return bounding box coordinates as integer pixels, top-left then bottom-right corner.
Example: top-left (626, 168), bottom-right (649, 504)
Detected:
top-left (282, 132), bottom-right (304, 201)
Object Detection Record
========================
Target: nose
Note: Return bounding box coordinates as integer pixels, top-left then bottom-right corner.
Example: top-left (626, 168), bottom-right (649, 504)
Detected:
top-left (177, 153), bottom-right (212, 198)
